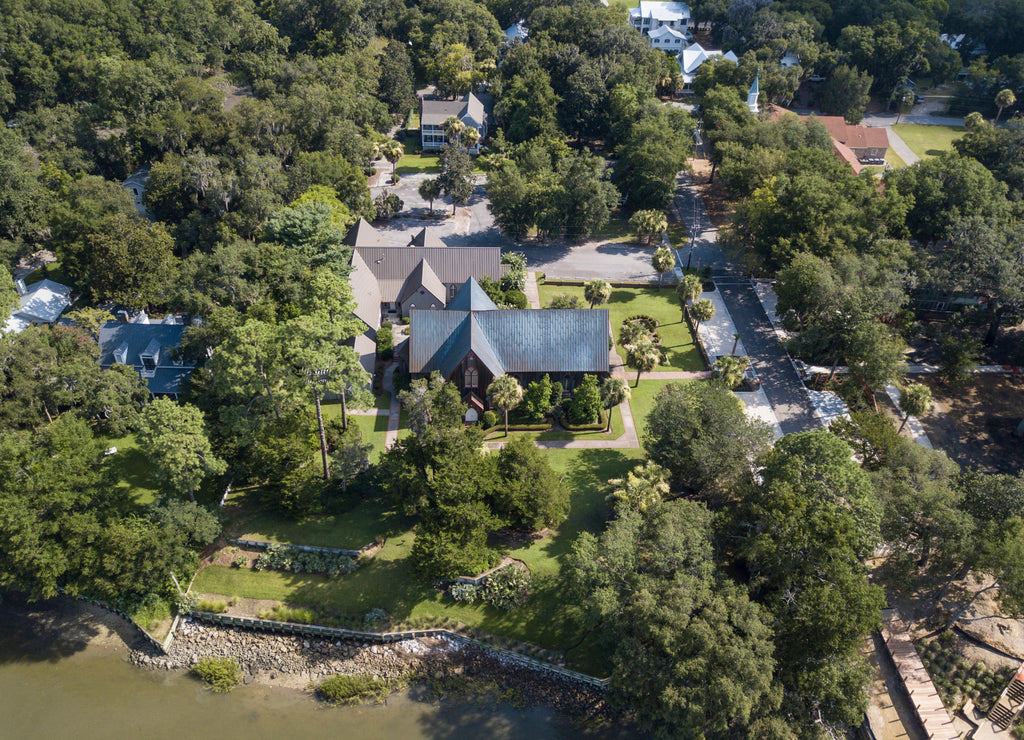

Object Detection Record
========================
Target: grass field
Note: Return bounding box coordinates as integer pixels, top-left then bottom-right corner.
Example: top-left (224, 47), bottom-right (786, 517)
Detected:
top-left (195, 446), bottom-right (642, 674)
top-left (99, 433), bottom-right (162, 505)
top-left (892, 123), bottom-right (965, 160)
top-left (483, 404), bottom-right (625, 442)
top-left (537, 283), bottom-right (705, 372)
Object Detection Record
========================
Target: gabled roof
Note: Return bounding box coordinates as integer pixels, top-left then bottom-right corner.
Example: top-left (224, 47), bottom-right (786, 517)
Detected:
top-left (350, 251), bottom-right (382, 331)
top-left (3, 278), bottom-right (73, 333)
top-left (420, 92), bottom-right (488, 128)
top-left (97, 322), bottom-right (194, 395)
top-left (398, 258), bottom-right (447, 306)
top-left (629, 1), bottom-right (691, 21)
top-left (352, 246), bottom-right (504, 302)
top-left (343, 218), bottom-right (392, 248)
top-left (649, 25), bottom-right (688, 40)
top-left (504, 22), bottom-right (528, 42)
top-left (678, 42), bottom-right (736, 80)
top-left (407, 228), bottom-right (447, 247)
top-left (410, 308), bottom-right (609, 375)
top-left (446, 277), bottom-right (499, 312)
top-left (814, 116), bottom-right (889, 150)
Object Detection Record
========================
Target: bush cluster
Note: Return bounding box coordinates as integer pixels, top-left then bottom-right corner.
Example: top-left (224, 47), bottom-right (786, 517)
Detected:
top-left (376, 321), bottom-right (394, 361)
top-left (482, 410), bottom-right (499, 428)
top-left (254, 544), bottom-right (357, 577)
top-left (919, 637), bottom-right (1015, 713)
top-left (258, 605), bottom-right (316, 623)
top-left (195, 599), bottom-right (227, 613)
top-left (317, 674), bottom-right (395, 705)
top-left (192, 656), bottom-right (241, 693)
top-left (446, 566), bottom-right (532, 611)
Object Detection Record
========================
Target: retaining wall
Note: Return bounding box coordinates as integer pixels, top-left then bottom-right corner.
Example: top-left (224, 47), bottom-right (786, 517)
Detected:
top-left (188, 610), bottom-right (610, 690)
top-left (76, 596), bottom-right (168, 655)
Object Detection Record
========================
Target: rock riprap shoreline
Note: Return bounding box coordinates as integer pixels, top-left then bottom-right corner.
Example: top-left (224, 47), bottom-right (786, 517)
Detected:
top-left (131, 619), bottom-right (609, 717)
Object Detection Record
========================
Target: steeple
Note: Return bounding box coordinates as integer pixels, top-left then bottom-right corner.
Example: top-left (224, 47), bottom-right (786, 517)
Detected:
top-left (747, 72), bottom-right (760, 114)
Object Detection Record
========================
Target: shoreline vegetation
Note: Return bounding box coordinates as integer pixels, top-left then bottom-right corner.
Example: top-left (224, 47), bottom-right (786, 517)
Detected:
top-left (3, 595), bottom-right (618, 728)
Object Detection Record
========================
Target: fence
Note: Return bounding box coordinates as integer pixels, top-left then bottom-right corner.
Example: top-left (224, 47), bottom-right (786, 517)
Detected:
top-left (188, 610), bottom-right (611, 690)
top-left (228, 538), bottom-right (375, 559)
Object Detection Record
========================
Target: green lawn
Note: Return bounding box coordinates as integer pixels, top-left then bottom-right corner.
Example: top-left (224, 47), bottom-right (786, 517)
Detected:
top-left (537, 284), bottom-right (705, 372)
top-left (483, 403), bottom-right (625, 442)
top-left (98, 433), bottom-right (162, 505)
top-left (194, 446), bottom-right (642, 674)
top-left (24, 260), bottom-right (73, 287)
top-left (395, 152), bottom-right (441, 175)
top-left (892, 123), bottom-right (965, 160)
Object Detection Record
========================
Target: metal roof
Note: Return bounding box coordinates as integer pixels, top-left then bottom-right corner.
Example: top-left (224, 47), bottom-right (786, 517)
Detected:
top-left (410, 308), bottom-right (609, 375)
top-left (343, 218), bottom-right (392, 247)
top-left (352, 246), bottom-right (504, 302)
top-left (350, 251), bottom-right (382, 330)
top-left (98, 322), bottom-right (194, 395)
top-left (446, 277), bottom-right (498, 312)
top-left (398, 259), bottom-right (448, 306)
top-left (407, 228), bottom-right (447, 247)
top-left (420, 93), bottom-right (488, 128)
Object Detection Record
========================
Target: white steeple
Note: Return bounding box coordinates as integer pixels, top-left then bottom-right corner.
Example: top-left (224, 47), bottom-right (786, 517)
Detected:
top-left (747, 72), bottom-right (760, 114)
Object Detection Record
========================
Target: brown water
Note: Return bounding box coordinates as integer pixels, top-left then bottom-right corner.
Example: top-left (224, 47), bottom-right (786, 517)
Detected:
top-left (0, 600), bottom-right (628, 740)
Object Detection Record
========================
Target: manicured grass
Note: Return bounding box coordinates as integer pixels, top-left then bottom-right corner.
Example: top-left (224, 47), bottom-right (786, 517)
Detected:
top-left (396, 152), bottom-right (441, 175)
top-left (194, 447), bottom-right (642, 674)
top-left (892, 123), bottom-right (965, 160)
top-left (628, 378), bottom-right (686, 441)
top-left (24, 260), bottom-right (73, 287)
top-left (483, 404), bottom-right (625, 442)
top-left (886, 148), bottom-right (908, 170)
top-left (537, 283), bottom-right (705, 372)
top-left (231, 487), bottom-right (413, 549)
top-left (98, 433), bottom-right (162, 505)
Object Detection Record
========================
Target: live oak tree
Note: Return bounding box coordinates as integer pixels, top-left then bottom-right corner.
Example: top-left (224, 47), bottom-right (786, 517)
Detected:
top-left (817, 64), bottom-right (873, 124)
top-left (0, 264), bottom-right (17, 320)
top-left (644, 381), bottom-right (772, 499)
top-left (566, 500), bottom-right (780, 738)
top-left (493, 436), bottom-right (569, 529)
top-left (438, 144), bottom-right (474, 215)
top-left (138, 398), bottom-right (226, 502)
top-left (81, 213), bottom-right (178, 310)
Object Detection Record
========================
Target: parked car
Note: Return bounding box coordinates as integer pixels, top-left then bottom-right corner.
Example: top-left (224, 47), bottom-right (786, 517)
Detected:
top-left (914, 94), bottom-right (925, 104)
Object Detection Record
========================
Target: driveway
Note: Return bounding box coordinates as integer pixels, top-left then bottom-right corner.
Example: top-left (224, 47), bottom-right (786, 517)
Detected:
top-left (514, 241), bottom-right (663, 282)
top-left (371, 173), bottom-right (514, 248)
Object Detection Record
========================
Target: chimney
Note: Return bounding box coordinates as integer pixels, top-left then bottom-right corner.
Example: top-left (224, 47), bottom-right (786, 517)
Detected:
top-left (14, 278), bottom-right (27, 295)
top-left (116, 310), bottom-right (129, 324)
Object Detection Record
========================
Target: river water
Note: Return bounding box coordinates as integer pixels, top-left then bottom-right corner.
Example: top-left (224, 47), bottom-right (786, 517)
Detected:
top-left (0, 599), bottom-right (630, 740)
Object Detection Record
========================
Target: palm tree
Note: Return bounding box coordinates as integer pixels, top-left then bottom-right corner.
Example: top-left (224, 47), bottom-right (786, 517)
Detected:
top-left (462, 127), bottom-right (481, 151)
top-left (599, 376), bottom-right (630, 432)
top-left (419, 177), bottom-right (442, 213)
top-left (626, 336), bottom-right (661, 386)
top-left (676, 274), bottom-right (702, 321)
top-left (713, 355), bottom-right (748, 390)
top-left (443, 116), bottom-right (466, 147)
top-left (898, 382), bottom-right (933, 433)
top-left (620, 319), bottom-right (649, 348)
top-left (995, 89), bottom-right (1017, 122)
top-left (690, 298), bottom-right (714, 332)
top-left (652, 246), bottom-right (676, 289)
top-left (629, 209), bottom-right (668, 245)
top-left (487, 373), bottom-right (523, 436)
top-left (607, 461), bottom-right (670, 513)
top-left (584, 279), bottom-right (611, 309)
top-left (380, 140), bottom-right (404, 176)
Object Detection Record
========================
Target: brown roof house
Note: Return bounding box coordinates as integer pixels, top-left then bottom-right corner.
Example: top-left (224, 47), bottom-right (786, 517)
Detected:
top-left (813, 116), bottom-right (890, 171)
top-left (419, 92), bottom-right (490, 153)
top-left (344, 219), bottom-right (505, 375)
top-left (409, 278), bottom-right (610, 422)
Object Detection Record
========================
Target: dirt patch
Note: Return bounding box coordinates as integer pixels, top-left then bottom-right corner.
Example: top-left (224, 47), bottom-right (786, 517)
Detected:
top-left (914, 374), bottom-right (1024, 474)
top-left (687, 158), bottom-right (734, 229)
top-left (209, 545), bottom-right (262, 568)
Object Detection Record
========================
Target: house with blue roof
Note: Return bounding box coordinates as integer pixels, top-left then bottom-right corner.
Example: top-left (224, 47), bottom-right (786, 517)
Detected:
top-left (98, 319), bottom-right (195, 398)
top-left (408, 278), bottom-right (610, 420)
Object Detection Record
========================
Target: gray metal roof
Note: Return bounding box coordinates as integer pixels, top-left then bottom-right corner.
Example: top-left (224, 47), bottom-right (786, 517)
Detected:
top-left (398, 258), bottom-right (447, 307)
top-left (420, 92), bottom-right (488, 128)
top-left (352, 246), bottom-right (504, 302)
top-left (409, 308), bottom-right (609, 375)
top-left (408, 228), bottom-right (447, 247)
top-left (446, 277), bottom-right (498, 312)
top-left (350, 251), bottom-right (382, 330)
top-left (343, 218), bottom-right (391, 247)
top-left (98, 322), bottom-right (194, 395)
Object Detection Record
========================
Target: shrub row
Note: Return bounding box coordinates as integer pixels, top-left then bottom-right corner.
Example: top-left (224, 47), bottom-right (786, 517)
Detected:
top-left (446, 566), bottom-right (532, 611)
top-left (253, 543), bottom-right (357, 577)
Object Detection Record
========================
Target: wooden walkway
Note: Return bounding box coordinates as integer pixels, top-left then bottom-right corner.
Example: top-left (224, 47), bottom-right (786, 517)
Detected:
top-left (882, 614), bottom-right (960, 740)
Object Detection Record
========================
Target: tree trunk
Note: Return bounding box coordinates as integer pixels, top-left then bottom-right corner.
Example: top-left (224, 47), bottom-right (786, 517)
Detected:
top-left (452, 200), bottom-right (457, 215)
top-left (731, 334), bottom-right (740, 356)
top-left (984, 302), bottom-right (1005, 346)
top-left (340, 386), bottom-right (348, 431)
top-left (635, 368), bottom-right (642, 387)
top-left (504, 409), bottom-right (509, 436)
top-left (188, 487), bottom-right (195, 503)
top-left (658, 272), bottom-right (664, 289)
top-left (605, 404), bottom-right (612, 433)
top-left (257, 359), bottom-right (281, 420)
top-left (996, 106), bottom-right (1005, 123)
top-left (898, 413), bottom-right (910, 434)
top-left (314, 388), bottom-right (330, 481)
top-left (708, 161), bottom-right (717, 183)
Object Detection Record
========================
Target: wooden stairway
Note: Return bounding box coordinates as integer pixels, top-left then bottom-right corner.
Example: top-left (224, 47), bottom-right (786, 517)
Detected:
top-left (987, 669), bottom-right (1024, 730)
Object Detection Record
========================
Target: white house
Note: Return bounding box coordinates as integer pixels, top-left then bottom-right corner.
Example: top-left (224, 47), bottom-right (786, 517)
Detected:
top-left (629, 1), bottom-right (692, 36)
top-left (2, 278), bottom-right (73, 334)
top-left (780, 51), bottom-right (800, 68)
top-left (648, 25), bottom-right (692, 52)
top-left (678, 42), bottom-right (739, 93)
top-left (122, 167), bottom-right (151, 219)
top-left (419, 92), bottom-right (490, 153)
